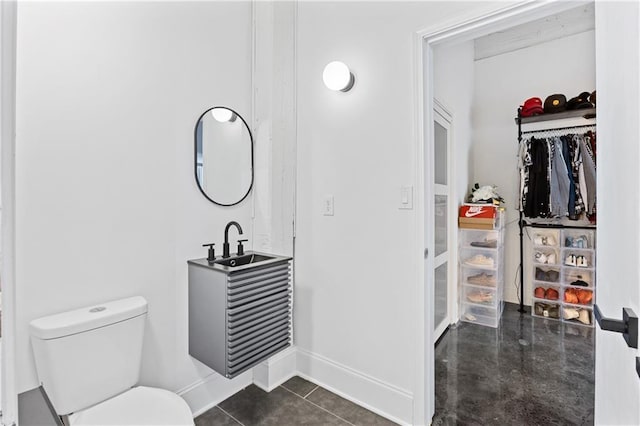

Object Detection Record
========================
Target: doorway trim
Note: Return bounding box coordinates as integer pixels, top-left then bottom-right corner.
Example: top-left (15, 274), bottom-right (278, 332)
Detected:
top-left (411, 1), bottom-right (593, 423)
top-left (1, 1), bottom-right (17, 425)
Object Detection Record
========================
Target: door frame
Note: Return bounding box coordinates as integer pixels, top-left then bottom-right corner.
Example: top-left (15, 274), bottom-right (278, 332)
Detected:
top-left (411, 1), bottom-right (593, 423)
top-left (1, 1), bottom-right (17, 425)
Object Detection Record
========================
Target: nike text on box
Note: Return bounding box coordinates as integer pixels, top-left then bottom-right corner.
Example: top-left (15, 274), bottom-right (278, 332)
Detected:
top-left (459, 204), bottom-right (497, 230)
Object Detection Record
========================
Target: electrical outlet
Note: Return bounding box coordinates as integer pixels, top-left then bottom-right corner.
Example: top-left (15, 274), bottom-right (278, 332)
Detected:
top-left (323, 195), bottom-right (334, 216)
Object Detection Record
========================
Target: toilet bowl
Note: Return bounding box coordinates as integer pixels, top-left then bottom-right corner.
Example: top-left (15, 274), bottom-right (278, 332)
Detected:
top-left (29, 296), bottom-right (194, 426)
top-left (69, 386), bottom-right (192, 425)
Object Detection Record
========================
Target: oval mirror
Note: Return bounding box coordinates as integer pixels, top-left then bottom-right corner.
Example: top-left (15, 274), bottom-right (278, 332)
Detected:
top-left (194, 107), bottom-right (254, 206)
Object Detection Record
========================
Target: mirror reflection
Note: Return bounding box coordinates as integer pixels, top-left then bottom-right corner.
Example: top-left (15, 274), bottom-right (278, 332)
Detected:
top-left (195, 107), bottom-right (253, 206)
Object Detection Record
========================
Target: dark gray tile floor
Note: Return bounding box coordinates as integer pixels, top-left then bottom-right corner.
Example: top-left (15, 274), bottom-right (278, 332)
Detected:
top-left (195, 376), bottom-right (397, 426)
top-left (433, 302), bottom-right (595, 425)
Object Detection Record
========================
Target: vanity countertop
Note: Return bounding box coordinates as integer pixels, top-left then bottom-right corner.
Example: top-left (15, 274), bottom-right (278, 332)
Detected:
top-left (188, 250), bottom-right (292, 273)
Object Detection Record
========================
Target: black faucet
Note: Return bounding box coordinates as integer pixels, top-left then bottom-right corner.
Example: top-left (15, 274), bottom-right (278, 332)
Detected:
top-left (223, 221), bottom-right (243, 258)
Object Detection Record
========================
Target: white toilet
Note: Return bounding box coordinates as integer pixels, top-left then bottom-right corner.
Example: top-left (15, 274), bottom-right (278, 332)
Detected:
top-left (29, 296), bottom-right (194, 425)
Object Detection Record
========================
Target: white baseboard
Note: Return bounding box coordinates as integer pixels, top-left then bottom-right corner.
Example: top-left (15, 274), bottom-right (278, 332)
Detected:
top-left (296, 348), bottom-right (413, 425)
top-left (253, 346), bottom-right (297, 392)
top-left (177, 370), bottom-right (252, 418)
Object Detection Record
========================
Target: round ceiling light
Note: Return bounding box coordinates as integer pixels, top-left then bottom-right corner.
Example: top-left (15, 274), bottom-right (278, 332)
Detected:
top-left (322, 61), bottom-right (355, 92)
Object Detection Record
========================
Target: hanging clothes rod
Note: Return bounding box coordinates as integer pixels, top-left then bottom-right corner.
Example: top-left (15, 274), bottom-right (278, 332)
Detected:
top-left (521, 123), bottom-right (596, 136)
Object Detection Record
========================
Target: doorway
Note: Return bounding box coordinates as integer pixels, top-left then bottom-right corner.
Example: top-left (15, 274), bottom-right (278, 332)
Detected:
top-left (412, 1), bottom-right (632, 424)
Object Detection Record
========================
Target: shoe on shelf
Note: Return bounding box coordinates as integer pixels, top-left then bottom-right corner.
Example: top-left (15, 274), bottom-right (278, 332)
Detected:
top-left (578, 309), bottom-right (591, 325)
top-left (464, 254), bottom-right (494, 268)
top-left (547, 252), bottom-right (557, 264)
top-left (470, 239), bottom-right (498, 248)
top-left (564, 307), bottom-right (579, 320)
top-left (467, 272), bottom-right (496, 286)
top-left (577, 255), bottom-right (589, 268)
top-left (535, 252), bottom-right (548, 264)
top-left (564, 254), bottom-right (577, 266)
top-left (534, 235), bottom-right (556, 246)
top-left (571, 279), bottom-right (589, 287)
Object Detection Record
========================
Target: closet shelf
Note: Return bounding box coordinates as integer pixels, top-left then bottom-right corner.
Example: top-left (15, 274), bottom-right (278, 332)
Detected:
top-left (514, 107), bottom-right (596, 125)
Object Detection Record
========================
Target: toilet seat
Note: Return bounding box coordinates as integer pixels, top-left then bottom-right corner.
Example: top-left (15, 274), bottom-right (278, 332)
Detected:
top-left (69, 386), bottom-right (194, 425)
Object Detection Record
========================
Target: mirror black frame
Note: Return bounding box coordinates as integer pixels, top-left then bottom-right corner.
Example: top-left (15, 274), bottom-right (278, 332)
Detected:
top-left (194, 106), bottom-right (254, 207)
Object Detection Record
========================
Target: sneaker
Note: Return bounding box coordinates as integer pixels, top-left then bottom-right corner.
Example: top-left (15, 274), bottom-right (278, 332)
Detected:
top-left (464, 254), bottom-right (494, 268)
top-left (467, 272), bottom-right (496, 286)
top-left (470, 239), bottom-right (498, 248)
top-left (577, 255), bottom-right (589, 268)
top-left (564, 254), bottom-right (576, 266)
top-left (578, 309), bottom-right (591, 325)
top-left (534, 235), bottom-right (556, 246)
top-left (564, 307), bottom-right (579, 320)
top-left (565, 236), bottom-right (574, 247)
top-left (535, 252), bottom-right (548, 264)
top-left (547, 252), bottom-right (557, 264)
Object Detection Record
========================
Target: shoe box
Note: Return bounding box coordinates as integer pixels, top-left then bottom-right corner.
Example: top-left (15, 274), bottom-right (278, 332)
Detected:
top-left (462, 284), bottom-right (500, 309)
top-left (458, 204), bottom-right (503, 230)
top-left (461, 302), bottom-right (505, 328)
top-left (459, 224), bottom-right (505, 328)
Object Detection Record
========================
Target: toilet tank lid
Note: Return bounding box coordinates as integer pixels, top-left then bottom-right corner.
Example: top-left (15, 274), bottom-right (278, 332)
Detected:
top-left (30, 296), bottom-right (148, 340)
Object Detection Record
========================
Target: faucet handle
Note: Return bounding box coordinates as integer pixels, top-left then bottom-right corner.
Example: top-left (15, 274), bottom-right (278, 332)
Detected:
top-left (202, 243), bottom-right (216, 262)
top-left (237, 239), bottom-right (248, 256)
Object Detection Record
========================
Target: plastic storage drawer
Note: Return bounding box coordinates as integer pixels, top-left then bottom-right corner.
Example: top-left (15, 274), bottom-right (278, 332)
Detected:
top-left (462, 284), bottom-right (500, 309)
top-left (533, 266), bottom-right (561, 284)
top-left (532, 230), bottom-right (560, 248)
top-left (460, 248), bottom-right (501, 270)
top-left (561, 305), bottom-right (594, 327)
top-left (532, 301), bottom-right (561, 320)
top-left (460, 302), bottom-right (503, 328)
top-left (562, 287), bottom-right (594, 306)
top-left (459, 229), bottom-right (502, 250)
top-left (562, 268), bottom-right (594, 288)
top-left (460, 266), bottom-right (502, 288)
top-left (532, 282), bottom-right (561, 302)
top-left (562, 230), bottom-right (595, 249)
top-left (532, 247), bottom-right (560, 266)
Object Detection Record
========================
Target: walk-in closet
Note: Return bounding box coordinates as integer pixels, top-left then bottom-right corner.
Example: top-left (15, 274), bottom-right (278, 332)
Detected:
top-left (430, 3), bottom-right (600, 423)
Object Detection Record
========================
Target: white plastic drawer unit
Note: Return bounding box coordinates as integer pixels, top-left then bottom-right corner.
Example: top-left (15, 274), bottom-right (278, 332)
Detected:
top-left (187, 253), bottom-right (292, 378)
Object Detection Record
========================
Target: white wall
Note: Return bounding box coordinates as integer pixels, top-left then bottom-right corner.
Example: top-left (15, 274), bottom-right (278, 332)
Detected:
top-left (594, 2), bottom-right (640, 423)
top-left (295, 2), bottom-right (513, 423)
top-left (15, 0), bottom-right (256, 407)
top-left (472, 30), bottom-right (595, 305)
top-left (433, 40), bottom-right (475, 323)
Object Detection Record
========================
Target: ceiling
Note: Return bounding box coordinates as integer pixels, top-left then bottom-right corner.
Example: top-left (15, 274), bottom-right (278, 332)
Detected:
top-left (474, 3), bottom-right (595, 61)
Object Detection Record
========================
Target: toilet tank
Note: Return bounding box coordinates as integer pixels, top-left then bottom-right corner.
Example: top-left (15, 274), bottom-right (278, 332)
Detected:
top-left (29, 296), bottom-right (148, 416)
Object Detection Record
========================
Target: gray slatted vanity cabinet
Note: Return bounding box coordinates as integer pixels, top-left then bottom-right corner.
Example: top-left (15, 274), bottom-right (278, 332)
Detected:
top-left (188, 252), bottom-right (293, 378)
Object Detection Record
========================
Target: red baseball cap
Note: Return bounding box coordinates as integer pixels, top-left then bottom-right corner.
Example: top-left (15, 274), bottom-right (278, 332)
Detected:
top-left (521, 97), bottom-right (544, 117)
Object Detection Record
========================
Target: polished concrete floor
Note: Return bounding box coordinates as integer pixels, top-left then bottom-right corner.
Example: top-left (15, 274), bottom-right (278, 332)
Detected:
top-left (195, 376), bottom-right (397, 426)
top-left (432, 302), bottom-right (595, 425)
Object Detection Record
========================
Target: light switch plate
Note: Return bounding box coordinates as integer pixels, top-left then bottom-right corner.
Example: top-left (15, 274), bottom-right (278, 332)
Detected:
top-left (399, 186), bottom-right (413, 209)
top-left (323, 195), bottom-right (334, 216)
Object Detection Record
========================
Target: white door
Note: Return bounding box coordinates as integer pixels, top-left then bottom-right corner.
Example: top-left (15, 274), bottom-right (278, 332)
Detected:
top-left (432, 103), bottom-right (452, 341)
top-left (594, 2), bottom-right (640, 424)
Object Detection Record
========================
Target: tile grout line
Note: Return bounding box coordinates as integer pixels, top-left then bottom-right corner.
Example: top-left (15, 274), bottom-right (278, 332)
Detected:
top-left (302, 385), bottom-right (319, 399)
top-left (280, 386), bottom-right (356, 426)
top-left (217, 405), bottom-right (246, 426)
